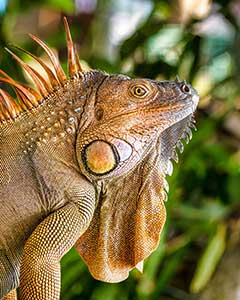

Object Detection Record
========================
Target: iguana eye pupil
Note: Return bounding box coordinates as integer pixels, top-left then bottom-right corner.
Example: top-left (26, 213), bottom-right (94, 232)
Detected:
top-left (181, 84), bottom-right (190, 93)
top-left (132, 85), bottom-right (148, 97)
top-left (136, 88), bottom-right (143, 95)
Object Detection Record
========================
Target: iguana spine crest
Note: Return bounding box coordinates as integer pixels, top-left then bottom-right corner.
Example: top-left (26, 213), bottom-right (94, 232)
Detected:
top-left (0, 17), bottom-right (82, 124)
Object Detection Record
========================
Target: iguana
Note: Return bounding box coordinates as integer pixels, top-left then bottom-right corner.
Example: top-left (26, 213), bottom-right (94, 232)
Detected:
top-left (0, 18), bottom-right (199, 300)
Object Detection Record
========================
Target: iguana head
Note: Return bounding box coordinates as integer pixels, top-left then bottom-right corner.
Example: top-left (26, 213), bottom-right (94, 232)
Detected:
top-left (0, 18), bottom-right (199, 283)
top-left (76, 74), bottom-right (198, 180)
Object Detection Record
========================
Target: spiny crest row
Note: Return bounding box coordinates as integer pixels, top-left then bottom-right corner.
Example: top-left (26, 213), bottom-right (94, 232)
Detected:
top-left (0, 17), bottom-right (83, 123)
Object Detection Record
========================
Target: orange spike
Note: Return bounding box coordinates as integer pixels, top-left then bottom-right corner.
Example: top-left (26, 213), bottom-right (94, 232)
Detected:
top-left (0, 88), bottom-right (21, 118)
top-left (27, 67), bottom-right (52, 94)
top-left (21, 83), bottom-right (43, 102)
top-left (0, 70), bottom-right (28, 112)
top-left (63, 17), bottom-right (82, 76)
top-left (13, 45), bottom-right (59, 87)
top-left (17, 89), bottom-right (34, 109)
top-left (0, 69), bottom-right (13, 80)
top-left (29, 33), bottom-right (67, 83)
top-left (0, 69), bottom-right (41, 102)
top-left (0, 77), bottom-right (40, 108)
top-left (5, 47), bottom-right (50, 97)
top-left (0, 96), bottom-right (11, 120)
top-left (0, 69), bottom-right (43, 109)
top-left (74, 45), bottom-right (83, 74)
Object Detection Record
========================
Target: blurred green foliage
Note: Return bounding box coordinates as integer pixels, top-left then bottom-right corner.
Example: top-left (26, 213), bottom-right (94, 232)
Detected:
top-left (0, 0), bottom-right (239, 299)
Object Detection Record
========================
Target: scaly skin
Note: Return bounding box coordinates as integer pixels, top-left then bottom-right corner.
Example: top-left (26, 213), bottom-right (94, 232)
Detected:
top-left (0, 20), bottom-right (199, 300)
top-left (1, 290), bottom-right (17, 300)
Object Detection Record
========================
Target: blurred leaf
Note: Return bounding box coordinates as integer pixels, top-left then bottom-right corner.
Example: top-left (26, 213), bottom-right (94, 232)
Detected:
top-left (45, 0), bottom-right (74, 12)
top-left (119, 15), bottom-right (164, 60)
top-left (173, 200), bottom-right (229, 222)
top-left (153, 248), bottom-right (187, 298)
top-left (145, 25), bottom-right (183, 65)
top-left (137, 230), bottom-right (166, 299)
top-left (90, 284), bottom-right (122, 300)
top-left (190, 223), bottom-right (227, 293)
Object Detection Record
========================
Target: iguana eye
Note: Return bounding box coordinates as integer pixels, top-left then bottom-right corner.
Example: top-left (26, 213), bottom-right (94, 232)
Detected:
top-left (180, 83), bottom-right (190, 93)
top-left (130, 85), bottom-right (149, 98)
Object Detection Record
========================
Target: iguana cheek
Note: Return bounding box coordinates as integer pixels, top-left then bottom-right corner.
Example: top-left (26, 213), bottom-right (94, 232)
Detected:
top-left (82, 140), bottom-right (119, 175)
top-left (112, 138), bottom-right (133, 162)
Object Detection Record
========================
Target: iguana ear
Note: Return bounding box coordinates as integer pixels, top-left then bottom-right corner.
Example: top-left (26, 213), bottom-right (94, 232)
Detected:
top-left (75, 143), bottom-right (166, 282)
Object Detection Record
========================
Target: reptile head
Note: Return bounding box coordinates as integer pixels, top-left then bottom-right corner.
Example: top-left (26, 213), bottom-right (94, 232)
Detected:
top-left (76, 74), bottom-right (198, 180)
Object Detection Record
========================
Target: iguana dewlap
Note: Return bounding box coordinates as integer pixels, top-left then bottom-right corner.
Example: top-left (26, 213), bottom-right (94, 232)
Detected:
top-left (0, 18), bottom-right (199, 300)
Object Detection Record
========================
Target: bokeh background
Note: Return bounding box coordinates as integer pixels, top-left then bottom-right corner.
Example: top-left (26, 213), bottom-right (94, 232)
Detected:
top-left (0, 0), bottom-right (240, 299)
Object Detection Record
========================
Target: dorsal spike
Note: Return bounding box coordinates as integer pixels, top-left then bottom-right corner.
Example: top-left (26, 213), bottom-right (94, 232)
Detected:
top-left (0, 69), bottom-right (41, 104)
top-left (175, 75), bottom-right (180, 83)
top-left (27, 67), bottom-right (52, 94)
top-left (0, 70), bottom-right (27, 112)
top-left (22, 83), bottom-right (43, 102)
top-left (63, 17), bottom-right (83, 76)
top-left (0, 69), bottom-right (13, 80)
top-left (0, 95), bottom-right (11, 121)
top-left (0, 76), bottom-right (40, 108)
top-left (0, 88), bottom-right (21, 118)
top-left (29, 33), bottom-right (67, 83)
top-left (74, 45), bottom-right (82, 73)
top-left (5, 47), bottom-right (51, 97)
top-left (0, 19), bottom-right (85, 124)
top-left (13, 45), bottom-right (59, 87)
top-left (16, 89), bottom-right (34, 109)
